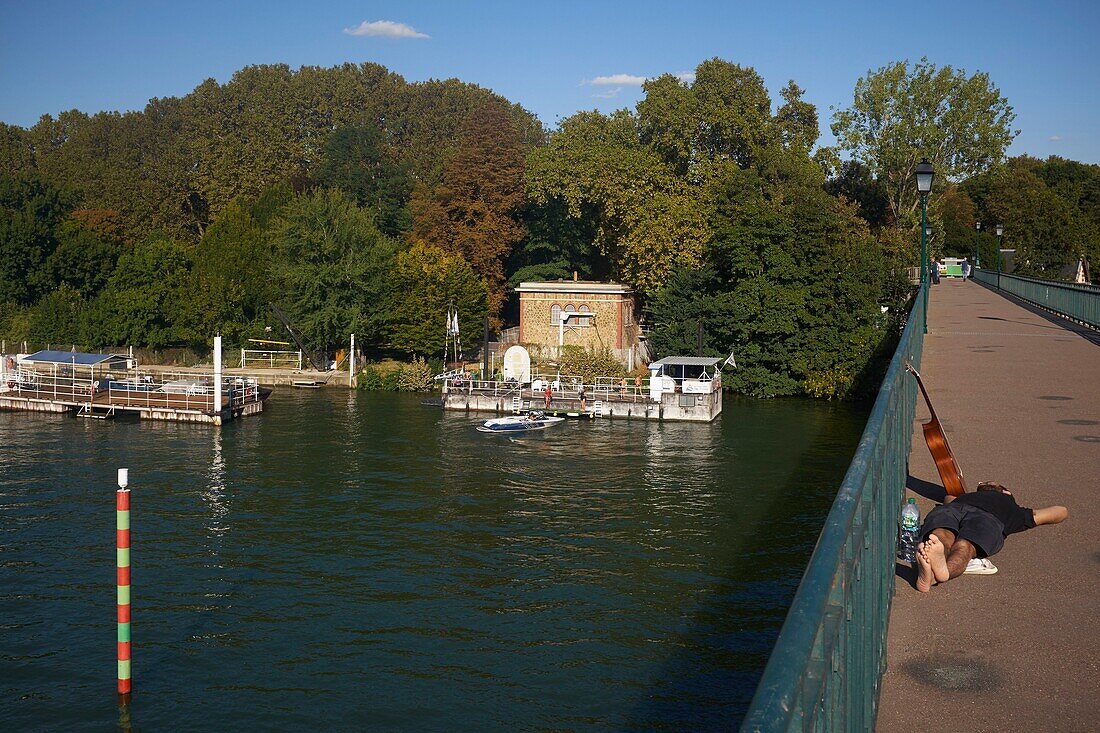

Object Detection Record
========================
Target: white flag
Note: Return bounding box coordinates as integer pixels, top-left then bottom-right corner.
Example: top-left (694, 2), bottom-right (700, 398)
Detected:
top-left (451, 312), bottom-right (460, 336)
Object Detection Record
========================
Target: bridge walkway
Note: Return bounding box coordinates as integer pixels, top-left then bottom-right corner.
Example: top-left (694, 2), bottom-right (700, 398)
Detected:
top-left (876, 278), bottom-right (1100, 731)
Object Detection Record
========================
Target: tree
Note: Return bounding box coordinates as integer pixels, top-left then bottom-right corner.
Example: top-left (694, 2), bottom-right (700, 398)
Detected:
top-left (385, 241), bottom-right (489, 356)
top-left (824, 161), bottom-right (892, 229)
top-left (43, 218), bottom-right (123, 298)
top-left (268, 189), bottom-right (397, 352)
top-left (831, 58), bottom-right (1017, 229)
top-left (86, 237), bottom-right (191, 348)
top-left (526, 110), bottom-right (710, 294)
top-left (178, 201), bottom-right (273, 344)
top-left (411, 102), bottom-right (527, 315)
top-left (651, 148), bottom-right (889, 398)
top-left (0, 174), bottom-right (71, 304)
top-left (315, 124), bottom-right (412, 237)
top-left (638, 59), bottom-right (774, 178)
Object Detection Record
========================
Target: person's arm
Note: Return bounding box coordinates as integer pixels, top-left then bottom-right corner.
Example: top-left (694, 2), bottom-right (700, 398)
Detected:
top-left (1033, 506), bottom-right (1068, 526)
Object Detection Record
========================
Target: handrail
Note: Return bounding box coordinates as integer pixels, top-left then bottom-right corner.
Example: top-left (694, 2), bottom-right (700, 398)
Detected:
top-left (740, 286), bottom-right (925, 732)
top-left (972, 268), bottom-right (1099, 328)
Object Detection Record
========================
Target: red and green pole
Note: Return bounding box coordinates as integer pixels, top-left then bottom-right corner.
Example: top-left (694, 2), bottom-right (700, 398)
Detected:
top-left (116, 468), bottom-right (132, 699)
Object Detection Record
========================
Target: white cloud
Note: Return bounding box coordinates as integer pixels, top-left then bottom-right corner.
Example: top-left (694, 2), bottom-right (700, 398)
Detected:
top-left (590, 74), bottom-right (648, 86)
top-left (1049, 135), bottom-right (1063, 141)
top-left (587, 71), bottom-right (695, 87)
top-left (592, 87), bottom-right (622, 99)
top-left (343, 20), bottom-right (429, 39)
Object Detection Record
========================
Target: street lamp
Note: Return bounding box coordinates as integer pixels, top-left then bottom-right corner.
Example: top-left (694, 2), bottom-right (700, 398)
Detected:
top-left (974, 221), bottom-right (981, 269)
top-left (995, 224), bottom-right (1004, 289)
top-left (915, 159), bottom-right (934, 332)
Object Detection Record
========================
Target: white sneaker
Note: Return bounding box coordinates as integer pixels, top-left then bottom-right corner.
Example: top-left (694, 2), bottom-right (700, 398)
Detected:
top-left (964, 558), bottom-right (998, 575)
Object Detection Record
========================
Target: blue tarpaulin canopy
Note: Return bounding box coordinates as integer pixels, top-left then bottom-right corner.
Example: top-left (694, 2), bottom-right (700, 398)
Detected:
top-left (22, 350), bottom-right (128, 367)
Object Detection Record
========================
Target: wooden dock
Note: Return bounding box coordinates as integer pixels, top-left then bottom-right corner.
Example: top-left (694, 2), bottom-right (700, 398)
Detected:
top-left (1, 374), bottom-right (267, 425)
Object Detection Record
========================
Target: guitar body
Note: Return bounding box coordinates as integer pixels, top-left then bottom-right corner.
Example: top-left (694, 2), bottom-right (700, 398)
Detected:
top-left (906, 361), bottom-right (968, 497)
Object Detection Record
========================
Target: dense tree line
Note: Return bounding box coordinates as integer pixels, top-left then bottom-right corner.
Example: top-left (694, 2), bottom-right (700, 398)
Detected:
top-left (1, 59), bottom-right (1093, 397)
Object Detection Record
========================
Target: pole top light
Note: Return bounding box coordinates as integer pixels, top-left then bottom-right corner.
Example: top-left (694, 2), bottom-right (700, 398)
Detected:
top-left (118, 468), bottom-right (129, 488)
top-left (996, 224), bottom-right (1004, 236)
top-left (976, 221), bottom-right (981, 230)
top-left (915, 158), bottom-right (934, 194)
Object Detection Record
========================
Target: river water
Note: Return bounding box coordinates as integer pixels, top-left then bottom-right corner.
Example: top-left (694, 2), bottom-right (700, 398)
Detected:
top-left (0, 390), bottom-right (867, 731)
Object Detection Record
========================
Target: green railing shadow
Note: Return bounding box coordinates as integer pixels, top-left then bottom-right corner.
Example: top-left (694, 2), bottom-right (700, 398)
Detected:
top-left (739, 286), bottom-right (926, 732)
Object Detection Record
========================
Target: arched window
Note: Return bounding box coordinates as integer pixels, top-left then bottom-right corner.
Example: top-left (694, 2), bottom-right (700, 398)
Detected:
top-left (563, 304), bottom-right (576, 326)
top-left (550, 304), bottom-right (561, 325)
top-left (578, 304), bottom-right (591, 327)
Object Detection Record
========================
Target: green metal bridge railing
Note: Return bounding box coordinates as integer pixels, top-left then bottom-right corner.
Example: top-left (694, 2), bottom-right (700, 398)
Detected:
top-left (740, 286), bottom-right (926, 732)
top-left (973, 268), bottom-right (1099, 328)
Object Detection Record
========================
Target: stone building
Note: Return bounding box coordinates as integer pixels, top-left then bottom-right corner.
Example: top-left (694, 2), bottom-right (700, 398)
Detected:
top-left (514, 280), bottom-right (639, 365)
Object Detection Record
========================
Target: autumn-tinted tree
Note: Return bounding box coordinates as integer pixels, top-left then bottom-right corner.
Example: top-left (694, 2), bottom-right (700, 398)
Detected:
top-left (411, 102), bottom-right (527, 315)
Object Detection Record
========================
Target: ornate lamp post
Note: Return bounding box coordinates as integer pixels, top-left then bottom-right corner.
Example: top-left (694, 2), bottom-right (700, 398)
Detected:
top-left (974, 221), bottom-right (981, 269)
top-left (915, 159), bottom-right (934, 332)
top-left (995, 224), bottom-right (1004, 289)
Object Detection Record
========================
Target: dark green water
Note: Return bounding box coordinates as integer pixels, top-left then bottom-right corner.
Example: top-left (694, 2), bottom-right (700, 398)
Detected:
top-left (0, 391), bottom-right (867, 731)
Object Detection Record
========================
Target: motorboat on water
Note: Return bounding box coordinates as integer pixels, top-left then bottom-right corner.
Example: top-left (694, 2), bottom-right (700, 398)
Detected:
top-left (476, 411), bottom-right (565, 433)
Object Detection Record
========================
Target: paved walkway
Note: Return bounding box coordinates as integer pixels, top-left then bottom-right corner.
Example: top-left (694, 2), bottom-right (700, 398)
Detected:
top-left (877, 279), bottom-right (1100, 732)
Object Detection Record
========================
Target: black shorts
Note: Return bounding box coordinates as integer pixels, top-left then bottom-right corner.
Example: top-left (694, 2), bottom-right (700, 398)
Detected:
top-left (921, 503), bottom-right (1006, 557)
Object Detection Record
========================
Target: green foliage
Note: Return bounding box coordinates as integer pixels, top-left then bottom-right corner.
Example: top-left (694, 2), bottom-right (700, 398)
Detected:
top-left (650, 149), bottom-right (890, 399)
top-left (28, 284), bottom-right (86, 344)
top-left (831, 58), bottom-right (1017, 228)
top-left (385, 241), bottom-right (489, 356)
top-left (526, 109), bottom-right (710, 293)
top-left (44, 219), bottom-right (123, 297)
top-left (86, 237), bottom-right (192, 349)
top-left (179, 201), bottom-right (273, 344)
top-left (268, 189), bottom-right (397, 353)
top-left (0, 174), bottom-right (72, 303)
top-left (356, 358), bottom-right (435, 392)
top-left (316, 125), bottom-right (412, 237)
top-left (557, 346), bottom-right (627, 384)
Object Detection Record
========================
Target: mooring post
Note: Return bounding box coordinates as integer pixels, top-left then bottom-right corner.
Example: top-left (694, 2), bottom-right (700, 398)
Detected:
top-left (349, 333), bottom-right (356, 388)
top-left (116, 468), bottom-right (132, 699)
top-left (213, 335), bottom-right (222, 418)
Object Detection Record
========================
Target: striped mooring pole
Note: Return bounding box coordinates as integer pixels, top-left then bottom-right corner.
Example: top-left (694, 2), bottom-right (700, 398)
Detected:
top-left (116, 468), bottom-right (132, 698)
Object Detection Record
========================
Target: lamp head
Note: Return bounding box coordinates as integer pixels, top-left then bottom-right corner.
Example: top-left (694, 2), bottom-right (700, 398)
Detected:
top-left (915, 158), bottom-right (934, 194)
top-left (996, 224), bottom-right (1004, 237)
top-left (976, 221), bottom-right (981, 231)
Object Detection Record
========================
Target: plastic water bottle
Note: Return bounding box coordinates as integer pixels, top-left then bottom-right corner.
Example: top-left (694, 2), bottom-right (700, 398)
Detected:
top-left (898, 498), bottom-right (920, 563)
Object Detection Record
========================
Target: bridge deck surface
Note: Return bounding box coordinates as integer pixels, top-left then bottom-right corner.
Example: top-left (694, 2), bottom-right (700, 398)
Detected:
top-left (877, 279), bottom-right (1100, 732)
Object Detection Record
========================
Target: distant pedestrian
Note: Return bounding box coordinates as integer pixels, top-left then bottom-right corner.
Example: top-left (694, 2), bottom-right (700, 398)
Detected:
top-left (634, 374), bottom-right (642, 396)
top-left (578, 385), bottom-right (587, 412)
top-left (962, 259), bottom-right (971, 279)
top-left (544, 383), bottom-right (552, 408)
top-left (620, 377), bottom-right (627, 396)
top-left (930, 258), bottom-right (941, 285)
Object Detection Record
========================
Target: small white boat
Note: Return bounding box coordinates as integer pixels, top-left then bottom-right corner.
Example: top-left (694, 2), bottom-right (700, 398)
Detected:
top-left (477, 411), bottom-right (565, 433)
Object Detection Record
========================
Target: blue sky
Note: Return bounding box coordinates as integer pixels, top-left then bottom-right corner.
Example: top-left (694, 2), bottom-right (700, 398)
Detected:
top-left (2, 0), bottom-right (1098, 163)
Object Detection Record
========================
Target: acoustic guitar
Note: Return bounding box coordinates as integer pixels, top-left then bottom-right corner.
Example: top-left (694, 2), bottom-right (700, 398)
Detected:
top-left (904, 360), bottom-right (967, 497)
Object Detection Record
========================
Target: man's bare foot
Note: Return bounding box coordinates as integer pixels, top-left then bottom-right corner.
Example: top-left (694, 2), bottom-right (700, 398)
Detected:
top-left (925, 534), bottom-right (950, 583)
top-left (915, 542), bottom-right (935, 593)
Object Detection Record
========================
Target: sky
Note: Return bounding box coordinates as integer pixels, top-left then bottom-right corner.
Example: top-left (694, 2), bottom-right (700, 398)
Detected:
top-left (2, 0), bottom-right (1098, 163)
